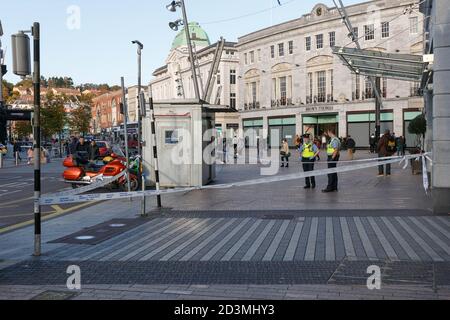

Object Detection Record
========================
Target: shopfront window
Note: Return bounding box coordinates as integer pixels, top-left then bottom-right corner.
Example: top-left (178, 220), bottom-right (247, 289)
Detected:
top-left (317, 71), bottom-right (326, 103)
top-left (280, 77), bottom-right (287, 105)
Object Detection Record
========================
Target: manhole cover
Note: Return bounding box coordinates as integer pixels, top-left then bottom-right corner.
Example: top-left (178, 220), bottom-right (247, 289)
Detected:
top-left (75, 236), bottom-right (95, 240)
top-left (32, 290), bottom-right (79, 300)
top-left (110, 224), bottom-right (126, 228)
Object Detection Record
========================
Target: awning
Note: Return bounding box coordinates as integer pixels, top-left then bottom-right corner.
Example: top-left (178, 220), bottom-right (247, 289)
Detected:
top-left (332, 47), bottom-right (425, 82)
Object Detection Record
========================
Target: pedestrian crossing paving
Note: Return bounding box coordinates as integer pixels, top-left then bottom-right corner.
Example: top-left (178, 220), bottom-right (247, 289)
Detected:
top-left (45, 216), bottom-right (450, 262)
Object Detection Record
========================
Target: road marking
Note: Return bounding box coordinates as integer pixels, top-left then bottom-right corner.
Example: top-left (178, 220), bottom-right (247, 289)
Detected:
top-left (353, 217), bottom-right (377, 260)
top-left (408, 217), bottom-right (450, 256)
top-left (423, 217), bottom-right (450, 240)
top-left (0, 190), bottom-right (22, 197)
top-left (325, 217), bottom-right (335, 261)
top-left (283, 221), bottom-right (304, 261)
top-left (380, 217), bottom-right (420, 261)
top-left (0, 197), bottom-right (33, 207)
top-left (304, 217), bottom-right (319, 261)
top-left (367, 217), bottom-right (398, 261)
top-left (394, 217), bottom-right (443, 261)
top-left (160, 219), bottom-right (228, 261)
top-left (221, 220), bottom-right (263, 261)
top-left (199, 218), bottom-right (252, 261)
top-left (0, 202), bottom-right (97, 235)
top-left (340, 217), bottom-right (356, 259)
top-left (262, 220), bottom-right (290, 261)
top-left (241, 220), bottom-right (276, 261)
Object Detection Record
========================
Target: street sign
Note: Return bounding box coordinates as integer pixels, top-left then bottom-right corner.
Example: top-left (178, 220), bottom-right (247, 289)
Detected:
top-left (6, 109), bottom-right (33, 121)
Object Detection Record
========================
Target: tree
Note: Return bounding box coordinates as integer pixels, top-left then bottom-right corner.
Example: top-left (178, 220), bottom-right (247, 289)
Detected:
top-left (68, 94), bottom-right (93, 135)
top-left (408, 114), bottom-right (427, 149)
top-left (41, 92), bottom-right (67, 139)
top-left (13, 121), bottom-right (32, 140)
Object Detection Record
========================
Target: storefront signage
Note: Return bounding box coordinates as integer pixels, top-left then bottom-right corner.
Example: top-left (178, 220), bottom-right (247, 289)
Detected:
top-left (304, 106), bottom-right (335, 113)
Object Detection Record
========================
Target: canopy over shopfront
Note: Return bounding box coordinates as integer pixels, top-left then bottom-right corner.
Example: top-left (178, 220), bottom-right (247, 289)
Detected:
top-left (332, 47), bottom-right (425, 82)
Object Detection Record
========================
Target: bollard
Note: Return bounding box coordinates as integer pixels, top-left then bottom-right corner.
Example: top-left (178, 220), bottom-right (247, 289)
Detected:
top-left (0, 152), bottom-right (3, 168)
top-left (15, 151), bottom-right (19, 166)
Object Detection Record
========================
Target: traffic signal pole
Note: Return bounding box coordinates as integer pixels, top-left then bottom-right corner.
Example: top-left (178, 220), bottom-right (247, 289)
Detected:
top-left (32, 23), bottom-right (41, 256)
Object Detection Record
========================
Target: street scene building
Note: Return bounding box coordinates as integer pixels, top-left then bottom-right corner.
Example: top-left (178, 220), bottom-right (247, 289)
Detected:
top-left (237, 0), bottom-right (424, 148)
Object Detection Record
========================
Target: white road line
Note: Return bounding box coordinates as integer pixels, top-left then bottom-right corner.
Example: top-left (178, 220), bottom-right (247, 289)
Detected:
top-left (423, 217), bottom-right (450, 240)
top-left (241, 220), bottom-right (276, 261)
top-left (394, 217), bottom-right (443, 261)
top-left (353, 217), bottom-right (377, 260)
top-left (436, 216), bottom-right (450, 228)
top-left (409, 217), bottom-right (450, 256)
top-left (199, 218), bottom-right (252, 262)
top-left (138, 219), bottom-right (211, 261)
top-left (283, 221), bottom-right (304, 261)
top-left (262, 220), bottom-right (290, 261)
top-left (159, 218), bottom-right (228, 261)
top-left (304, 218), bottom-right (319, 261)
top-left (380, 217), bottom-right (421, 261)
top-left (0, 190), bottom-right (22, 197)
top-left (325, 217), bottom-right (335, 261)
top-left (367, 217), bottom-right (398, 261)
top-left (340, 217), bottom-right (356, 259)
top-left (221, 220), bottom-right (263, 261)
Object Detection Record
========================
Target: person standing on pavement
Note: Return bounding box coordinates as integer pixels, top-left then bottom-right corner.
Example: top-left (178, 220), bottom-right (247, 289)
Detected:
top-left (13, 140), bottom-right (22, 162)
top-left (280, 139), bottom-right (290, 168)
top-left (89, 140), bottom-right (100, 161)
top-left (369, 133), bottom-right (376, 154)
top-left (69, 136), bottom-right (78, 155)
top-left (322, 129), bottom-right (341, 193)
top-left (377, 130), bottom-right (396, 176)
top-left (346, 135), bottom-right (356, 160)
top-left (299, 133), bottom-right (319, 189)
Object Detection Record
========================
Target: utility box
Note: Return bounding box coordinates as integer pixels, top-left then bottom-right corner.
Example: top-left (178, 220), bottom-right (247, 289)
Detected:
top-left (142, 99), bottom-right (235, 188)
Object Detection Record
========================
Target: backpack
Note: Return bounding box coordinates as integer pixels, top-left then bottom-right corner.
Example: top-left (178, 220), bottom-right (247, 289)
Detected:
top-left (387, 137), bottom-right (396, 153)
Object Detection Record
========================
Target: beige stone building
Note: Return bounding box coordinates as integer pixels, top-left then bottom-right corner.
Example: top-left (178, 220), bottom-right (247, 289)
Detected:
top-left (237, 0), bottom-right (424, 147)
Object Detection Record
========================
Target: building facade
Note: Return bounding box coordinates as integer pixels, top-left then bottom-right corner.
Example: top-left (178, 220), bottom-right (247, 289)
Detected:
top-left (150, 22), bottom-right (241, 137)
top-left (91, 90), bottom-right (124, 135)
top-left (237, 0), bottom-right (424, 148)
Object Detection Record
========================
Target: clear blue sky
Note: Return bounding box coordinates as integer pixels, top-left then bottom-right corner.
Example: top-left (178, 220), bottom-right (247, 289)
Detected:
top-left (1, 0), bottom-right (361, 87)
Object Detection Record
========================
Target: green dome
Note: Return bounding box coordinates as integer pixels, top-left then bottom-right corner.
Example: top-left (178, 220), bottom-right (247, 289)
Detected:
top-left (171, 22), bottom-right (210, 50)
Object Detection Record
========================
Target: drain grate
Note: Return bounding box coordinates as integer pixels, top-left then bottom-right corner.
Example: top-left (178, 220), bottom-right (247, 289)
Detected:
top-left (262, 215), bottom-right (294, 220)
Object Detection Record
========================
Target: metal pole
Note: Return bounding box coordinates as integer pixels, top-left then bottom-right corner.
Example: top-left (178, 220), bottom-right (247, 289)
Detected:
top-left (32, 22), bottom-right (41, 257)
top-left (136, 44), bottom-right (146, 216)
top-left (375, 77), bottom-right (381, 139)
top-left (148, 86), bottom-right (161, 208)
top-left (120, 77), bottom-right (131, 193)
top-left (180, 0), bottom-right (200, 100)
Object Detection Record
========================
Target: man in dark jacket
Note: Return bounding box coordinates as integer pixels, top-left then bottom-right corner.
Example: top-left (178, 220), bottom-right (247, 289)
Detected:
top-left (377, 130), bottom-right (396, 176)
top-left (89, 140), bottom-right (100, 160)
top-left (74, 137), bottom-right (90, 164)
top-left (13, 140), bottom-right (22, 162)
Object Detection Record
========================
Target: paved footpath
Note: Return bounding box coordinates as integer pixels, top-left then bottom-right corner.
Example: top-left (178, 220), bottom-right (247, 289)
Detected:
top-left (0, 151), bottom-right (449, 300)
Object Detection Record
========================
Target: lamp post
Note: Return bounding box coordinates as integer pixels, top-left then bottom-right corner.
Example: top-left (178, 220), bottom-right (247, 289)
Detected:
top-left (167, 0), bottom-right (200, 100)
top-left (131, 40), bottom-right (146, 216)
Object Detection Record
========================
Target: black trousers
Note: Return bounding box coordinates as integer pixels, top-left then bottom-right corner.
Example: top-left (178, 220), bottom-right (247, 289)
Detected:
top-left (327, 155), bottom-right (340, 190)
top-left (302, 157), bottom-right (315, 187)
top-left (378, 154), bottom-right (391, 175)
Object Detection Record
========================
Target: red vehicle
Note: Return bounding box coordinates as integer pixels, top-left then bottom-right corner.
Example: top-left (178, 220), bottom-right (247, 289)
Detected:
top-left (95, 141), bottom-right (111, 157)
top-left (62, 148), bottom-right (139, 191)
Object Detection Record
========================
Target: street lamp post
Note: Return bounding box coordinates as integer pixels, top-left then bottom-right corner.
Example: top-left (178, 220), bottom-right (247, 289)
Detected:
top-left (167, 0), bottom-right (200, 100)
top-left (132, 40), bottom-right (146, 216)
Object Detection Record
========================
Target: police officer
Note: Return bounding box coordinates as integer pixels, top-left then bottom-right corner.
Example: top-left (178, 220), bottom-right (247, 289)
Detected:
top-left (299, 133), bottom-right (319, 189)
top-left (323, 129), bottom-right (341, 193)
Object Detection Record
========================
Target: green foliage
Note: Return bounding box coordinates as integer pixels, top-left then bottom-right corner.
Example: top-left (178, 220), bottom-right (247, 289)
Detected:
top-left (68, 94), bottom-right (93, 135)
top-left (13, 121), bottom-right (32, 139)
top-left (41, 92), bottom-right (67, 138)
top-left (408, 114), bottom-right (427, 136)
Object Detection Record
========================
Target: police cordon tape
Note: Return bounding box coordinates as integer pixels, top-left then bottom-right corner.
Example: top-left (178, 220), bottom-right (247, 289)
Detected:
top-left (39, 153), bottom-right (430, 206)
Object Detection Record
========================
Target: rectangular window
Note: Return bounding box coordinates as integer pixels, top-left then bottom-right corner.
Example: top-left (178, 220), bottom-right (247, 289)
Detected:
top-left (270, 45), bottom-right (275, 58)
top-left (251, 82), bottom-right (257, 104)
top-left (307, 72), bottom-right (313, 104)
top-left (165, 130), bottom-right (179, 144)
top-left (250, 51), bottom-right (255, 64)
top-left (316, 34), bottom-right (323, 49)
top-left (365, 77), bottom-right (373, 99)
top-left (329, 31), bottom-right (336, 47)
top-left (329, 69), bottom-right (334, 101)
top-left (355, 74), bottom-right (360, 100)
top-left (288, 41), bottom-right (294, 54)
top-left (280, 77), bottom-right (287, 105)
top-left (410, 16), bottom-right (419, 34)
top-left (230, 69), bottom-right (236, 85)
top-left (364, 24), bottom-right (375, 40)
top-left (410, 81), bottom-right (421, 96)
top-left (305, 37), bottom-right (311, 51)
top-left (216, 69), bottom-right (221, 85)
top-left (257, 49), bottom-right (261, 61)
top-left (244, 53), bottom-right (248, 65)
top-left (382, 78), bottom-right (387, 98)
top-left (352, 27), bottom-right (359, 40)
top-left (278, 43), bottom-right (284, 57)
top-left (381, 21), bottom-right (390, 38)
top-left (317, 71), bottom-right (326, 103)
top-left (230, 93), bottom-right (236, 109)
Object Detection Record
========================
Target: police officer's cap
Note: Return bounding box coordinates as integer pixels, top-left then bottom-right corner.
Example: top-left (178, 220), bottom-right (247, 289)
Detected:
top-left (302, 133), bottom-right (311, 138)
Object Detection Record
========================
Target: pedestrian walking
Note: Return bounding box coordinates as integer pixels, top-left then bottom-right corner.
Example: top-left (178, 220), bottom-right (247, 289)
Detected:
top-left (13, 140), bottom-right (22, 162)
top-left (294, 134), bottom-right (301, 149)
top-left (396, 136), bottom-right (405, 156)
top-left (27, 147), bottom-right (33, 165)
top-left (369, 133), bottom-right (376, 153)
top-left (299, 133), bottom-right (319, 189)
top-left (280, 139), bottom-right (290, 168)
top-left (377, 130), bottom-right (396, 176)
top-left (346, 135), bottom-right (356, 160)
top-left (322, 129), bottom-right (341, 193)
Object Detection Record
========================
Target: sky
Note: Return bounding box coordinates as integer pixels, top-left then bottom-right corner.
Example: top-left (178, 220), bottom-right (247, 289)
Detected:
top-left (1, 0), bottom-right (362, 87)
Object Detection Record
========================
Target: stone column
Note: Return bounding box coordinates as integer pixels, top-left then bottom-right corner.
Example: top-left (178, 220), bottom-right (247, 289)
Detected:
top-left (432, 0), bottom-right (450, 214)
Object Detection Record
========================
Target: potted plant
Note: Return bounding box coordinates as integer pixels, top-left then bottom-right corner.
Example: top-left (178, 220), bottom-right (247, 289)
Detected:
top-left (408, 114), bottom-right (426, 175)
